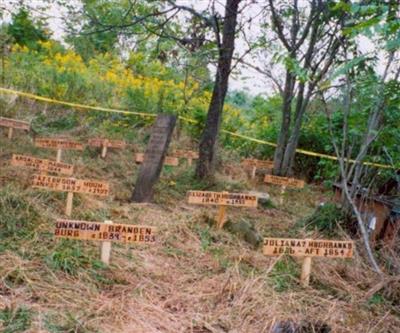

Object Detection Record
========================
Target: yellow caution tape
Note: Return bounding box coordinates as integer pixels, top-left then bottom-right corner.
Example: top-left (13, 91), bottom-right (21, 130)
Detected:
top-left (0, 86), bottom-right (395, 169)
top-left (0, 87), bottom-right (157, 118)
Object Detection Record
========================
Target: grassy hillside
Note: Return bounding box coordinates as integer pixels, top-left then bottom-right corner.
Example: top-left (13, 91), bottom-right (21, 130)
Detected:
top-left (0, 102), bottom-right (399, 333)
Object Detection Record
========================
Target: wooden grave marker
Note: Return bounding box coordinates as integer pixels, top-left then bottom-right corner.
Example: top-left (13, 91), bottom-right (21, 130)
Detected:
top-left (242, 158), bottom-right (274, 179)
top-left (11, 154), bottom-right (74, 176)
top-left (132, 114), bottom-right (176, 202)
top-left (263, 238), bottom-right (354, 286)
top-left (264, 174), bottom-right (305, 204)
top-left (0, 116), bottom-right (30, 139)
top-left (172, 150), bottom-right (199, 166)
top-left (88, 138), bottom-right (126, 158)
top-left (135, 152), bottom-right (179, 166)
top-left (187, 190), bottom-right (258, 228)
top-left (35, 138), bottom-right (84, 163)
top-left (55, 219), bottom-right (156, 265)
top-left (31, 174), bottom-right (109, 216)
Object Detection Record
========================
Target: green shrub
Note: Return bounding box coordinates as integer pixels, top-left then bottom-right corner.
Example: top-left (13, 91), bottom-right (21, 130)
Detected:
top-left (297, 203), bottom-right (346, 236)
top-left (269, 258), bottom-right (298, 292)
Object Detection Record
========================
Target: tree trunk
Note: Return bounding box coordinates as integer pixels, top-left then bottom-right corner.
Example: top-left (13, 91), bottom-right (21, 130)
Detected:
top-left (195, 0), bottom-right (241, 180)
top-left (280, 82), bottom-right (309, 175)
top-left (273, 71), bottom-right (295, 175)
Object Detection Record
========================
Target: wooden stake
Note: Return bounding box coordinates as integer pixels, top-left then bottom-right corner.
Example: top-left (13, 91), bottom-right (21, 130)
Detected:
top-left (251, 166), bottom-right (257, 179)
top-left (56, 149), bottom-right (63, 163)
top-left (7, 127), bottom-right (13, 139)
top-left (217, 205), bottom-right (227, 229)
top-left (301, 256), bottom-right (312, 287)
top-left (279, 185), bottom-right (287, 205)
top-left (188, 158), bottom-right (192, 166)
top-left (101, 140), bottom-right (108, 159)
top-left (65, 192), bottom-right (74, 217)
top-left (101, 220), bottom-right (113, 265)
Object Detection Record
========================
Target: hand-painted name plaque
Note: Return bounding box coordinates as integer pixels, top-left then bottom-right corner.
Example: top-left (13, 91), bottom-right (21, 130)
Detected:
top-left (35, 138), bottom-right (84, 150)
top-left (31, 175), bottom-right (109, 196)
top-left (135, 153), bottom-right (179, 166)
top-left (88, 138), bottom-right (126, 149)
top-left (187, 191), bottom-right (258, 208)
top-left (264, 175), bottom-right (305, 188)
top-left (55, 219), bottom-right (156, 243)
top-left (11, 154), bottom-right (74, 176)
top-left (0, 117), bottom-right (30, 130)
top-left (263, 238), bottom-right (354, 258)
top-left (172, 150), bottom-right (199, 159)
top-left (242, 158), bottom-right (274, 169)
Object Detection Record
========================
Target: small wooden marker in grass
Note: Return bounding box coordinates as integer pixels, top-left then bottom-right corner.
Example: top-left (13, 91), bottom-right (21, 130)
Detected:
top-left (264, 174), bottom-right (305, 204)
top-left (88, 138), bottom-right (126, 158)
top-left (263, 238), bottom-right (354, 286)
top-left (31, 174), bottom-right (109, 216)
top-left (172, 150), bottom-right (199, 166)
top-left (0, 116), bottom-right (30, 139)
top-left (187, 190), bottom-right (258, 228)
top-left (54, 219), bottom-right (156, 265)
top-left (11, 154), bottom-right (74, 176)
top-left (242, 158), bottom-right (274, 179)
top-left (35, 138), bottom-right (84, 163)
top-left (135, 153), bottom-right (179, 166)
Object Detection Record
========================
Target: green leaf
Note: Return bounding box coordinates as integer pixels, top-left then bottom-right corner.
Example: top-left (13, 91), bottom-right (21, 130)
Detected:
top-left (330, 55), bottom-right (369, 79)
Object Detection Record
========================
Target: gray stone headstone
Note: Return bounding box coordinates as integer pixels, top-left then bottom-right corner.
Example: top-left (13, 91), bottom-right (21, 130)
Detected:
top-left (131, 114), bottom-right (176, 202)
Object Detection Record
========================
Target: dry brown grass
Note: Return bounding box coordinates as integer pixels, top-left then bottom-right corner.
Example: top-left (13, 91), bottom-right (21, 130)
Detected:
top-left (0, 108), bottom-right (399, 333)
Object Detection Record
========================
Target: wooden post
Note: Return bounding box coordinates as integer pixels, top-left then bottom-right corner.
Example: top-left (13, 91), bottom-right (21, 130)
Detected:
top-left (301, 256), bottom-right (312, 287)
top-left (7, 127), bottom-right (13, 139)
top-left (188, 158), bottom-right (192, 166)
top-left (101, 220), bottom-right (113, 265)
top-left (56, 149), bottom-right (63, 163)
top-left (251, 166), bottom-right (257, 179)
top-left (217, 205), bottom-right (227, 229)
top-left (279, 185), bottom-right (287, 205)
top-left (65, 192), bottom-right (74, 217)
top-left (101, 140), bottom-right (108, 159)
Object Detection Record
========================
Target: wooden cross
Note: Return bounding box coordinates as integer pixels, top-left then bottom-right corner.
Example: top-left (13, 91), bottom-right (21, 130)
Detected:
top-left (0, 117), bottom-right (30, 139)
top-left (31, 174), bottom-right (109, 216)
top-left (35, 138), bottom-right (84, 163)
top-left (54, 219), bottom-right (156, 265)
top-left (263, 238), bottom-right (354, 286)
top-left (187, 190), bottom-right (258, 228)
top-left (88, 138), bottom-right (126, 158)
top-left (264, 174), bottom-right (305, 204)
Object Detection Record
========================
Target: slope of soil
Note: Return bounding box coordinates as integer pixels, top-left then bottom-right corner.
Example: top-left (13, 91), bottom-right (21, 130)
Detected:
top-left (0, 111), bottom-right (399, 333)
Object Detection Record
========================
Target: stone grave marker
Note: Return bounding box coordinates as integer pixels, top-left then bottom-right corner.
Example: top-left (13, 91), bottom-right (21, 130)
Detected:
top-left (132, 114), bottom-right (176, 202)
